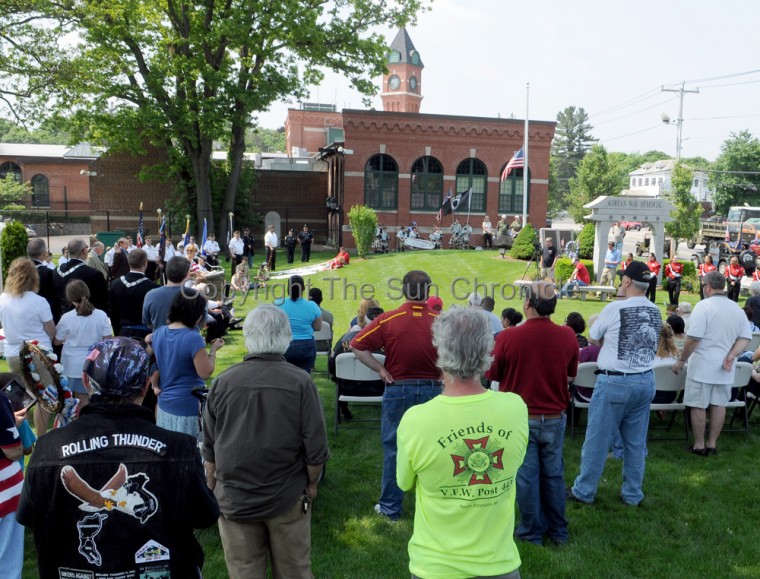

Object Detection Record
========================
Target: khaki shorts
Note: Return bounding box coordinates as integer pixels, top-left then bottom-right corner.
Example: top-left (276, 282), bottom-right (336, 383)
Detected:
top-left (683, 378), bottom-right (731, 409)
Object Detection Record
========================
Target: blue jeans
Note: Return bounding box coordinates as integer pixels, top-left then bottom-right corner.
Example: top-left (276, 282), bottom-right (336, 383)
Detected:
top-left (0, 512), bottom-right (24, 578)
top-left (380, 381), bottom-right (441, 519)
top-left (516, 414), bottom-right (568, 544)
top-left (285, 339), bottom-right (317, 374)
top-left (560, 280), bottom-right (588, 298)
top-left (572, 372), bottom-right (655, 505)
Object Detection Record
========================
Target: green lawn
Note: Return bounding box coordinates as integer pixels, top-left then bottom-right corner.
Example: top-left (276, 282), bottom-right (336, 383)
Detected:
top-left (21, 249), bottom-right (760, 578)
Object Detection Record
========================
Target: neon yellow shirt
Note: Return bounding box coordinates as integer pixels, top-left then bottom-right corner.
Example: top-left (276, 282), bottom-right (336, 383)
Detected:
top-left (397, 390), bottom-right (528, 579)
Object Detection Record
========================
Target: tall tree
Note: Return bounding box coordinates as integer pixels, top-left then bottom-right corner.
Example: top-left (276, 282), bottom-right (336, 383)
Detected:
top-left (549, 106), bottom-right (595, 211)
top-left (710, 130), bottom-right (760, 215)
top-left (665, 162), bottom-right (701, 255)
top-left (0, 1), bottom-right (427, 242)
top-left (566, 144), bottom-right (622, 223)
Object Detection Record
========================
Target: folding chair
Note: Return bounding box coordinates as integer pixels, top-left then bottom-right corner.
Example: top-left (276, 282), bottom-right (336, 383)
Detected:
top-left (570, 362), bottom-right (597, 439)
top-left (649, 361), bottom-right (688, 441)
top-left (726, 361), bottom-right (753, 435)
top-left (314, 322), bottom-right (332, 356)
top-left (334, 352), bottom-right (385, 435)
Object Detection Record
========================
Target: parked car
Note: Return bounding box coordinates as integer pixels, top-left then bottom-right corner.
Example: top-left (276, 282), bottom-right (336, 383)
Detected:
top-left (621, 220), bottom-right (642, 231)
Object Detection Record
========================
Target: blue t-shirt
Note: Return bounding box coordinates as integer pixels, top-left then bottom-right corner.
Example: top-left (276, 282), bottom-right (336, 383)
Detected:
top-left (153, 326), bottom-right (207, 416)
top-left (277, 297), bottom-right (321, 340)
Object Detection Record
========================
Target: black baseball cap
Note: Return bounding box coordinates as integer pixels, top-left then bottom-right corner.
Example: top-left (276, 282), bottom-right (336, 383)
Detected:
top-left (617, 260), bottom-right (652, 283)
top-left (83, 338), bottom-right (150, 399)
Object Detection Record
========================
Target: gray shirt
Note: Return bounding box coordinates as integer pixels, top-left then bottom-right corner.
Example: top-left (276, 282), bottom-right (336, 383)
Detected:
top-left (142, 285), bottom-right (183, 329)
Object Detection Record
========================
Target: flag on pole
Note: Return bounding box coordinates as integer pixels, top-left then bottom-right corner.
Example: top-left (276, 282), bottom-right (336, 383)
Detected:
top-left (201, 218), bottom-right (208, 256)
top-left (227, 212), bottom-right (234, 247)
top-left (157, 215), bottom-right (166, 261)
top-left (136, 203), bottom-right (144, 247)
top-left (450, 188), bottom-right (472, 214)
top-left (183, 215), bottom-right (191, 248)
top-left (436, 188), bottom-right (452, 221)
top-left (501, 148), bottom-right (525, 181)
top-left (725, 222), bottom-right (731, 242)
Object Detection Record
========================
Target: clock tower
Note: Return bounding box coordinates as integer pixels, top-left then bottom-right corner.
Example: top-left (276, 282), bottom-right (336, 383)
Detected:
top-left (381, 28), bottom-right (424, 113)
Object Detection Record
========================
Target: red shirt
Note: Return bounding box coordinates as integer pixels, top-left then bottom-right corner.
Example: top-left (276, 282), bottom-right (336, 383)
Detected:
top-left (647, 260), bottom-right (661, 276)
top-left (725, 264), bottom-right (744, 280)
top-left (665, 262), bottom-right (683, 279)
top-left (575, 262), bottom-right (590, 285)
top-left (699, 263), bottom-right (717, 276)
top-left (486, 317), bottom-right (578, 414)
top-left (350, 301), bottom-right (440, 381)
top-left (753, 270), bottom-right (760, 282)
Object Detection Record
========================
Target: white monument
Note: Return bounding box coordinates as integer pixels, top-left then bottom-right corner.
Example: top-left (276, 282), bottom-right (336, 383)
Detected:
top-left (584, 195), bottom-right (675, 284)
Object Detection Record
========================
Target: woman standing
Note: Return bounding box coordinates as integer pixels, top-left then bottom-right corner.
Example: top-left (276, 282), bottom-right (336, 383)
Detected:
top-left (698, 254), bottom-right (717, 299)
top-left (725, 256), bottom-right (744, 302)
top-left (54, 280), bottom-right (113, 409)
top-left (277, 275), bottom-right (322, 373)
top-left (645, 253), bottom-right (661, 303)
top-left (151, 289), bottom-right (224, 437)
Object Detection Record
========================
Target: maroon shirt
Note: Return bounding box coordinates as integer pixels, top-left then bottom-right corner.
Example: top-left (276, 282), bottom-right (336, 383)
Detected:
top-left (487, 317), bottom-right (578, 414)
top-left (350, 301), bottom-right (440, 381)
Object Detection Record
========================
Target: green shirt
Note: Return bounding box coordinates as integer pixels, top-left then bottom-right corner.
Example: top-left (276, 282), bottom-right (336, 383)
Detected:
top-left (397, 390), bottom-right (528, 579)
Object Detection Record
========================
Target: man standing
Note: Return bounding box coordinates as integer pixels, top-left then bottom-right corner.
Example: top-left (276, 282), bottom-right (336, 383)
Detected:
top-left (600, 241), bottom-right (621, 287)
top-left (27, 237), bottom-right (60, 323)
top-left (613, 221), bottom-right (626, 253)
top-left (570, 261), bottom-right (661, 506)
top-left (509, 215), bottom-right (522, 237)
top-left (265, 224), bottom-right (279, 271)
top-left (488, 281), bottom-right (578, 545)
top-left (86, 241), bottom-right (109, 280)
top-left (142, 236), bottom-right (160, 279)
top-left (109, 249), bottom-right (159, 338)
top-left (202, 233), bottom-right (220, 266)
top-left (298, 224), bottom-right (314, 263)
top-left (242, 227), bottom-right (256, 268)
top-left (351, 270), bottom-right (442, 521)
top-left (228, 230), bottom-right (245, 269)
top-left (142, 256), bottom-right (191, 330)
top-left (17, 337), bottom-right (219, 577)
top-left (541, 237), bottom-right (559, 282)
top-left (53, 239), bottom-right (109, 314)
top-left (284, 229), bottom-right (298, 264)
top-left (397, 308), bottom-right (528, 578)
top-left (202, 305), bottom-right (329, 579)
top-left (560, 257), bottom-right (590, 298)
top-left (673, 270), bottom-right (751, 455)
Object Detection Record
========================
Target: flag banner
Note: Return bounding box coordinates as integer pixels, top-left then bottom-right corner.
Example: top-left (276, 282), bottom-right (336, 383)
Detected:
top-left (501, 148), bottom-right (525, 181)
top-left (450, 188), bottom-right (472, 214)
top-left (137, 203), bottom-right (144, 247)
top-left (183, 215), bottom-right (191, 247)
top-left (201, 218), bottom-right (208, 255)
top-left (437, 188), bottom-right (453, 221)
top-left (158, 216), bottom-right (166, 261)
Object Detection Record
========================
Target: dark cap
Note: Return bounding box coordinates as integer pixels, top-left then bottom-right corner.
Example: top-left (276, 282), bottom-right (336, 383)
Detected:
top-left (617, 260), bottom-right (652, 283)
top-left (83, 338), bottom-right (150, 399)
top-left (366, 306), bottom-right (384, 321)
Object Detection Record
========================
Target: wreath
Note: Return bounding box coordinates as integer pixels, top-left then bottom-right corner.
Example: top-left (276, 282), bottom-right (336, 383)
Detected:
top-left (19, 341), bottom-right (77, 422)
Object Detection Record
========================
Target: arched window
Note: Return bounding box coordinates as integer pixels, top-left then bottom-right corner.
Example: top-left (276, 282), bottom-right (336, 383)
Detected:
top-left (31, 174), bottom-right (50, 208)
top-left (498, 166), bottom-right (530, 214)
top-left (364, 154), bottom-right (398, 210)
top-left (410, 156), bottom-right (443, 211)
top-left (0, 162), bottom-right (22, 183)
top-left (455, 158), bottom-right (487, 212)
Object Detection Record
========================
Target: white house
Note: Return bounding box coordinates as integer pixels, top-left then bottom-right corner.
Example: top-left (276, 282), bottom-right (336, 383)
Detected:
top-left (628, 159), bottom-right (712, 204)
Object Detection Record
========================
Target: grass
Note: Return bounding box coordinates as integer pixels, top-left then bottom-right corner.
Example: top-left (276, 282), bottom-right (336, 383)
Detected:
top-left (20, 248), bottom-right (760, 578)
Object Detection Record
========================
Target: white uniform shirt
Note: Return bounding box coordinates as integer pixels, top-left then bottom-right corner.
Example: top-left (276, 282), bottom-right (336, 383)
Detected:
top-left (265, 231), bottom-right (279, 249)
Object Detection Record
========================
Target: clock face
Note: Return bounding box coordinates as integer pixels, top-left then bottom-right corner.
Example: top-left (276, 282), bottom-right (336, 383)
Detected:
top-left (389, 75), bottom-right (400, 90)
top-left (409, 76), bottom-right (417, 90)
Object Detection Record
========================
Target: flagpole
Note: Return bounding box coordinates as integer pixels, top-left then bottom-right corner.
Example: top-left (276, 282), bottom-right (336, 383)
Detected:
top-left (522, 82), bottom-right (529, 227)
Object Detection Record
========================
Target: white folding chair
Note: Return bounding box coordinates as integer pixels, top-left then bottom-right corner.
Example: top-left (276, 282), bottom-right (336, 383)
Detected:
top-left (570, 362), bottom-right (597, 439)
top-left (726, 361), bottom-right (753, 435)
top-left (649, 361), bottom-right (688, 440)
top-left (314, 322), bottom-right (332, 356)
top-left (334, 352), bottom-right (385, 434)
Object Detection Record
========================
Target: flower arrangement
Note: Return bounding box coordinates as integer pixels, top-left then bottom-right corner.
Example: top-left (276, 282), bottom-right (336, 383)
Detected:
top-left (19, 340), bottom-right (78, 424)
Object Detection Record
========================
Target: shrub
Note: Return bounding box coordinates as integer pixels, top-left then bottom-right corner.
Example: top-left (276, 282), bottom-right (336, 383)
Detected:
top-left (347, 205), bottom-right (378, 258)
top-left (0, 220), bottom-right (30, 282)
top-left (555, 258), bottom-right (595, 284)
top-left (509, 223), bottom-right (538, 260)
top-left (576, 222), bottom-right (595, 259)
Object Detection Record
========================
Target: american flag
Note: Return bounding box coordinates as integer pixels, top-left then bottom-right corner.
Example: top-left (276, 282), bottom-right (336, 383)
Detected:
top-left (201, 218), bottom-right (208, 256)
top-left (136, 203), bottom-right (144, 247)
top-left (501, 148), bottom-right (524, 181)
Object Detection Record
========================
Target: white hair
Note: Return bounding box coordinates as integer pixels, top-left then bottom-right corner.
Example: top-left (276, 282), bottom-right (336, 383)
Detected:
top-left (243, 305), bottom-right (292, 355)
top-left (433, 308), bottom-right (494, 380)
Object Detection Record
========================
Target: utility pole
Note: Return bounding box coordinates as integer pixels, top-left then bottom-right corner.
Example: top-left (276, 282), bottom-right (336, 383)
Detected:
top-left (662, 82), bottom-right (699, 160)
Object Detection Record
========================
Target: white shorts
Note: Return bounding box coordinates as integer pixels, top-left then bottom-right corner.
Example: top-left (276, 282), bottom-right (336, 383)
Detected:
top-left (683, 378), bottom-right (731, 409)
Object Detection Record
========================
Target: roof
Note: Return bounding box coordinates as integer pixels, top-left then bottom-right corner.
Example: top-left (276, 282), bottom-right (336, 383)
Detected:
top-left (0, 142), bottom-right (101, 160)
top-left (388, 27), bottom-right (423, 67)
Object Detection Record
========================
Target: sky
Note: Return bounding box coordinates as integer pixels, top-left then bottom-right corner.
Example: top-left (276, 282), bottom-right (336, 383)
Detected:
top-left (257, 0), bottom-right (760, 162)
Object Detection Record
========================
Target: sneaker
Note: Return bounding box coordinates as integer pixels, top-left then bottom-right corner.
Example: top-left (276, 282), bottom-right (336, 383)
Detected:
top-left (373, 504), bottom-right (399, 522)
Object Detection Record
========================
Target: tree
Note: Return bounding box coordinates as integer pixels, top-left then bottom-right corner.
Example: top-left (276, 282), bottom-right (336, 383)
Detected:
top-left (0, 220), bottom-right (29, 283)
top-left (576, 222), bottom-right (595, 259)
top-left (0, 1), bottom-right (427, 243)
top-left (665, 162), bottom-right (701, 255)
top-left (0, 174), bottom-right (30, 211)
top-left (710, 131), bottom-right (760, 215)
top-left (549, 106), bottom-right (595, 211)
top-left (566, 144), bottom-right (623, 223)
top-left (347, 205), bottom-right (377, 258)
top-left (509, 224), bottom-right (538, 260)
top-left (246, 127), bottom-right (286, 153)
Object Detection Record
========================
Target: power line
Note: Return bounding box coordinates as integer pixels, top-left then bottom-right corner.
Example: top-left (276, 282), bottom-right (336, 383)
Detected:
top-left (683, 68), bottom-right (760, 84)
top-left (590, 87), bottom-right (662, 118)
top-left (593, 96), bottom-right (678, 127)
top-left (599, 123), bottom-right (663, 143)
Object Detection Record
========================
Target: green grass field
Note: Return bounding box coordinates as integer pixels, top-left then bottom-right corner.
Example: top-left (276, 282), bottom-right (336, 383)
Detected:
top-left (20, 249), bottom-right (760, 578)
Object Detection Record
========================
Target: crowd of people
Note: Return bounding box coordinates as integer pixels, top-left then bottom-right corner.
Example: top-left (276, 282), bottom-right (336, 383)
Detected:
top-left (3, 225), bottom-right (759, 578)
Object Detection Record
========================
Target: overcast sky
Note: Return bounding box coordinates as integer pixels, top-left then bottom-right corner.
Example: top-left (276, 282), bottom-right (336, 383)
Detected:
top-left (258, 0), bottom-right (760, 162)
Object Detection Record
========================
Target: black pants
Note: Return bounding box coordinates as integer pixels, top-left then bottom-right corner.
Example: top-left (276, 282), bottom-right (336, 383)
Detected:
top-left (483, 232), bottom-right (492, 249)
top-left (266, 247), bottom-right (276, 271)
top-left (667, 277), bottom-right (681, 305)
top-left (646, 277), bottom-right (657, 303)
top-left (727, 279), bottom-right (741, 302)
top-left (232, 254), bottom-right (244, 270)
top-left (286, 245), bottom-right (296, 263)
top-left (301, 243), bottom-right (312, 262)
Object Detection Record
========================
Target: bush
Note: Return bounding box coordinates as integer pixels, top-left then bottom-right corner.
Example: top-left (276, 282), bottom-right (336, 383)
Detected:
top-left (347, 205), bottom-right (378, 258)
top-left (509, 224), bottom-right (538, 260)
top-left (576, 222), bottom-right (595, 259)
top-left (0, 220), bottom-right (29, 282)
top-left (556, 258), bottom-right (595, 284)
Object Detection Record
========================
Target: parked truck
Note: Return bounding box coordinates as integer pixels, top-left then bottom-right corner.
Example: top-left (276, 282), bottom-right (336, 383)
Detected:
top-left (687, 206), bottom-right (760, 248)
